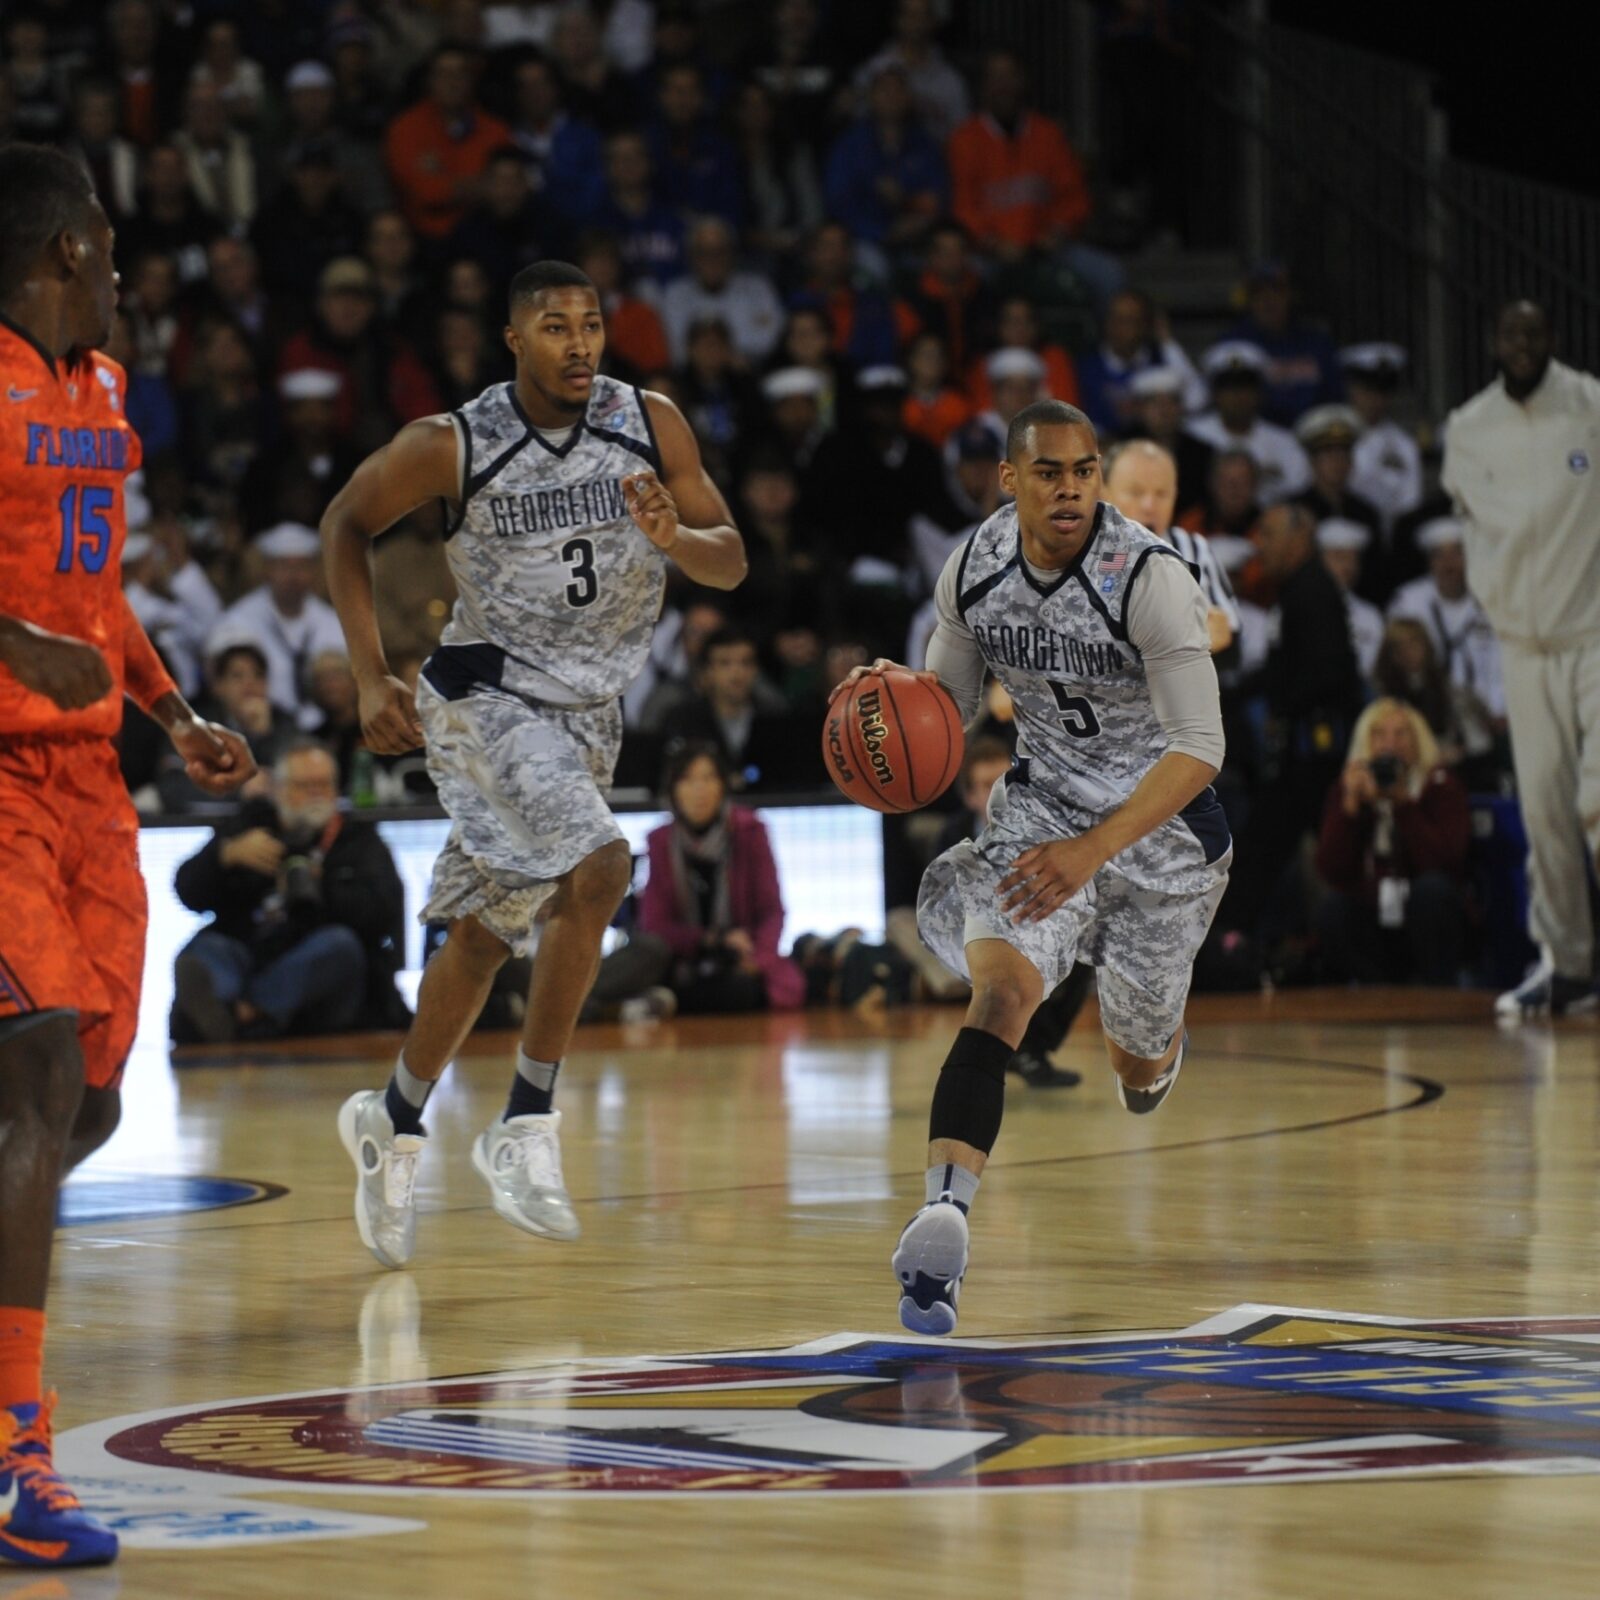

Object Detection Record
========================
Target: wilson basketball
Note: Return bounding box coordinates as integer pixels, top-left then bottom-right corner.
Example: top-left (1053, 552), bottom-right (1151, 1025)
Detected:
top-left (822, 668), bottom-right (964, 814)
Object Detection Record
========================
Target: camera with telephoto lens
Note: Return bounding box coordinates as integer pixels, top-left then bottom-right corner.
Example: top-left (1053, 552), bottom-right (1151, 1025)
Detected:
top-left (280, 854), bottom-right (322, 910)
top-left (1369, 754), bottom-right (1402, 789)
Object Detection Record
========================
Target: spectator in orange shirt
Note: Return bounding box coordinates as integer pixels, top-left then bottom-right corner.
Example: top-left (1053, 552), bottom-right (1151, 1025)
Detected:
top-left (383, 46), bottom-right (511, 240)
top-left (900, 221), bottom-right (992, 381)
top-left (573, 230), bottom-right (670, 383)
top-left (948, 47), bottom-right (1123, 309)
top-left (902, 330), bottom-right (971, 449)
top-left (966, 294), bottom-right (1080, 410)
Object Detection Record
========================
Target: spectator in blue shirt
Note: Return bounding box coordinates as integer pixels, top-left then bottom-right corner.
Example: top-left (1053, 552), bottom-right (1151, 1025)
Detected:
top-left (647, 62), bottom-right (742, 226)
top-left (590, 129), bottom-right (686, 286)
top-left (787, 220), bottom-right (913, 371)
top-left (508, 51), bottom-right (605, 229)
top-left (823, 62), bottom-right (948, 254)
top-left (1226, 259), bottom-right (1342, 426)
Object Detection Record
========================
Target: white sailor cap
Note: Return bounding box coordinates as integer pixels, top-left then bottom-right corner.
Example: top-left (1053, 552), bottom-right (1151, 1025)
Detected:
top-left (256, 522), bottom-right (322, 559)
top-left (1340, 341), bottom-right (1407, 376)
top-left (1417, 516), bottom-right (1465, 552)
top-left (1316, 517), bottom-right (1370, 553)
top-left (121, 532), bottom-right (154, 565)
top-left (124, 468), bottom-right (151, 531)
top-left (278, 367), bottom-right (342, 402)
top-left (1295, 403), bottom-right (1364, 448)
top-left (986, 348), bottom-right (1047, 383)
top-left (1130, 365), bottom-right (1184, 399)
top-left (1204, 533), bottom-right (1257, 573)
top-left (761, 366), bottom-right (825, 402)
top-left (286, 60), bottom-right (335, 92)
top-left (857, 364), bottom-right (908, 391)
top-left (1202, 340), bottom-right (1269, 381)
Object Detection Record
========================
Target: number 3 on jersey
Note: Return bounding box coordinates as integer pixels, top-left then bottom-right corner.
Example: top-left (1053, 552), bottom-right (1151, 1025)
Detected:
top-left (562, 536), bottom-right (598, 608)
top-left (56, 485), bottom-right (114, 575)
top-left (1049, 681), bottom-right (1101, 739)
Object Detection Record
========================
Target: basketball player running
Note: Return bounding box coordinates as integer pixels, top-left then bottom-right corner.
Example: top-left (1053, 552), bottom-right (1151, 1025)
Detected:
top-left (324, 261), bottom-right (744, 1268)
top-left (0, 144), bottom-right (253, 1566)
top-left (856, 400), bottom-right (1229, 1334)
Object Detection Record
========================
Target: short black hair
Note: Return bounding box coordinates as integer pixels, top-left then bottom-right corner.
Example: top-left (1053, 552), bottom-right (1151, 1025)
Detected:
top-left (210, 640), bottom-right (270, 678)
top-left (0, 142), bottom-right (98, 303)
top-left (1005, 399), bottom-right (1095, 463)
top-left (700, 625), bottom-right (758, 663)
top-left (508, 259), bottom-right (595, 314)
top-left (659, 737), bottom-right (730, 802)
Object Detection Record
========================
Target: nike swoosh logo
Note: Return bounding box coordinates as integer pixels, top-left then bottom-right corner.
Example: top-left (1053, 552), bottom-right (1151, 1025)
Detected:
top-left (6, 387), bottom-right (38, 403)
top-left (0, 1473), bottom-right (17, 1523)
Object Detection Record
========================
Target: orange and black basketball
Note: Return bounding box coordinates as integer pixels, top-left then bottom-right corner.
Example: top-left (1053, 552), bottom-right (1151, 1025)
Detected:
top-left (822, 668), bottom-right (964, 814)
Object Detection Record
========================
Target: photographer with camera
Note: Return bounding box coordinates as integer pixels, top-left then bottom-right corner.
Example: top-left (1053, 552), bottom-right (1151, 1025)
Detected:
top-left (1313, 698), bottom-right (1472, 986)
top-left (170, 738), bottom-right (410, 1043)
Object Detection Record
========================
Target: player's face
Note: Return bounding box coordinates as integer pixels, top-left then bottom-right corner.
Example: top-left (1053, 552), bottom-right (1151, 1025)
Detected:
top-left (507, 287), bottom-right (604, 414)
top-left (673, 756), bottom-right (726, 828)
top-left (1105, 449), bottom-right (1176, 536)
top-left (71, 200), bottom-right (120, 350)
top-left (999, 422), bottom-right (1102, 558)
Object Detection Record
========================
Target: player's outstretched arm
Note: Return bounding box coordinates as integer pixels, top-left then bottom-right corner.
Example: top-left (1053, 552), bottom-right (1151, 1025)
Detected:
top-left (321, 415), bottom-right (460, 754)
top-left (0, 612), bottom-right (112, 708)
top-left (633, 393), bottom-right (747, 590)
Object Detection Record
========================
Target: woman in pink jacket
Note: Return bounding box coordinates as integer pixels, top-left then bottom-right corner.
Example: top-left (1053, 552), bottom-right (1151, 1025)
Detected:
top-left (638, 741), bottom-right (804, 1013)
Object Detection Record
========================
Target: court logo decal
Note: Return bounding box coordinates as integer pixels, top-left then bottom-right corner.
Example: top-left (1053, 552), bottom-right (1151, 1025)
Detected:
top-left (62, 1305), bottom-right (1600, 1499)
top-left (58, 1174), bottom-right (285, 1227)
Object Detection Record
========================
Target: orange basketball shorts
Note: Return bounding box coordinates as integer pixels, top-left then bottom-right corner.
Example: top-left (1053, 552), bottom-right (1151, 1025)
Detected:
top-left (0, 736), bottom-right (147, 1091)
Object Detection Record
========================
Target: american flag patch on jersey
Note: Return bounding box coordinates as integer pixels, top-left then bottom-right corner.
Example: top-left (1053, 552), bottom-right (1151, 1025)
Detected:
top-left (1098, 552), bottom-right (1127, 572)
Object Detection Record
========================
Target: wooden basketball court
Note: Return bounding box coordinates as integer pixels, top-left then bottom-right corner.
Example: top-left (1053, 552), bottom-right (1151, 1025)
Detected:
top-left (39, 991), bottom-right (1600, 1598)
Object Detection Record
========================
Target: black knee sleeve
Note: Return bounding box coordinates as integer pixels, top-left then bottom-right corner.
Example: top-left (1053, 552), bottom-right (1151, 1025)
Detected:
top-left (928, 1026), bottom-right (1012, 1154)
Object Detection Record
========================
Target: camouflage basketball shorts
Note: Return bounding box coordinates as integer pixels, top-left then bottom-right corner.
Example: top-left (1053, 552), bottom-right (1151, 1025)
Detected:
top-left (917, 773), bottom-right (1231, 1060)
top-left (415, 678), bottom-right (625, 954)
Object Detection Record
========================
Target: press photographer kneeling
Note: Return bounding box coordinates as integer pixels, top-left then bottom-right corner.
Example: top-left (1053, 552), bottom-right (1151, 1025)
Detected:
top-left (171, 738), bottom-right (410, 1042)
top-left (1313, 699), bottom-right (1472, 986)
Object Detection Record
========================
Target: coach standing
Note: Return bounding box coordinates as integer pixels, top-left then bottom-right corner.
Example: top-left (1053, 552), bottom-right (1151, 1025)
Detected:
top-left (1443, 300), bottom-right (1600, 1016)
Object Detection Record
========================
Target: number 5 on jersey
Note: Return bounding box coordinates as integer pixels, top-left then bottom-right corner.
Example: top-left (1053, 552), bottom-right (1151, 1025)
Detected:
top-left (57, 485), bottom-right (114, 575)
top-left (1049, 681), bottom-right (1101, 739)
top-left (562, 536), bottom-right (598, 607)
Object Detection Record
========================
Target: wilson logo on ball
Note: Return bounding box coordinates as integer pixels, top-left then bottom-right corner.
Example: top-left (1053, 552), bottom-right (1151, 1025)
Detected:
top-left (854, 688), bottom-right (897, 789)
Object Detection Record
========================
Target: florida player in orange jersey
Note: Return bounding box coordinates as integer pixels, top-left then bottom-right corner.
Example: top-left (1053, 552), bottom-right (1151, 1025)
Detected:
top-left (0, 145), bottom-right (254, 1568)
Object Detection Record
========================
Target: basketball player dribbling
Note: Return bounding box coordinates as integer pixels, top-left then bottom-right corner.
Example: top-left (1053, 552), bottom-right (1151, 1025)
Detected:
top-left (322, 261), bottom-right (745, 1269)
top-left (0, 144), bottom-right (254, 1567)
top-left (848, 400), bottom-right (1231, 1335)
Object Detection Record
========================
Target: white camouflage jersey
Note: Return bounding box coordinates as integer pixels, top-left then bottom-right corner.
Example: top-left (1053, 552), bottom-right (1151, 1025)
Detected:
top-left (426, 375), bottom-right (667, 707)
top-left (935, 501), bottom-right (1215, 815)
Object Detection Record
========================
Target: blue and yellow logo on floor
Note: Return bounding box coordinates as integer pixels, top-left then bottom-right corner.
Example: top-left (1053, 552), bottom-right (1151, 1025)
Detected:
top-left (100, 1306), bottom-right (1600, 1493)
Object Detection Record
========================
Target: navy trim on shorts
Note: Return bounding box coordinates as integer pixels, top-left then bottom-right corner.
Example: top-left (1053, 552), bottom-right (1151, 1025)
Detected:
top-left (1178, 785), bottom-right (1232, 865)
top-left (421, 643), bottom-right (508, 703)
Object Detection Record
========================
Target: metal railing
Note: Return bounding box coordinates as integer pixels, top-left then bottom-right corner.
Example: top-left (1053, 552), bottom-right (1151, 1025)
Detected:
top-left (1193, 3), bottom-right (1600, 416)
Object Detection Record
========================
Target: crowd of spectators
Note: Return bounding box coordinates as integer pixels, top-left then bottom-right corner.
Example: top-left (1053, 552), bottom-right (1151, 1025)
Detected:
top-left (5, 0), bottom-right (1521, 994)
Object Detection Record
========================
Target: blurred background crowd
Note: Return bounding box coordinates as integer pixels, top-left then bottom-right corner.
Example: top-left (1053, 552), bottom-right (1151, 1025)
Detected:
top-left (2, 0), bottom-right (1546, 998)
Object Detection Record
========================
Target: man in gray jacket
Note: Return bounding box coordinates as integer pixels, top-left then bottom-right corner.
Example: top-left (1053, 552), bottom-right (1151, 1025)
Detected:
top-left (1443, 300), bottom-right (1600, 1016)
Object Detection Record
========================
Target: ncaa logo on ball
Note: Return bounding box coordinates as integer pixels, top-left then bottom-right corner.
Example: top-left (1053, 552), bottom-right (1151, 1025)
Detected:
top-left (854, 688), bottom-right (896, 790)
top-left (824, 711), bottom-right (856, 784)
top-left (1570, 450), bottom-right (1590, 474)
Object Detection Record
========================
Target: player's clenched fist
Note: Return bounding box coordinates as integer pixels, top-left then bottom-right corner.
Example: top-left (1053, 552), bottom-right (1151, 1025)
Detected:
top-left (623, 471), bottom-right (681, 551)
top-left (0, 616), bottom-right (113, 709)
top-left (357, 671), bottom-right (424, 755)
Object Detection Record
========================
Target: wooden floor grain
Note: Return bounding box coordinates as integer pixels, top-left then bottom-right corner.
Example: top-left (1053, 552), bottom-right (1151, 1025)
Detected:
top-left (31, 991), bottom-right (1600, 1600)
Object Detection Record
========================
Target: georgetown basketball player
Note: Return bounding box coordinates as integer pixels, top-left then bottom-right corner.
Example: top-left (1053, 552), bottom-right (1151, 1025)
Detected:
top-left (322, 261), bottom-right (745, 1268)
top-left (851, 400), bottom-right (1230, 1333)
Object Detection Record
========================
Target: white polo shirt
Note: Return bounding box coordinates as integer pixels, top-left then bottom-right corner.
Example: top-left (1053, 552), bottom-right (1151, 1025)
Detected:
top-left (1184, 412), bottom-right (1311, 503)
top-left (1442, 359), bottom-right (1600, 648)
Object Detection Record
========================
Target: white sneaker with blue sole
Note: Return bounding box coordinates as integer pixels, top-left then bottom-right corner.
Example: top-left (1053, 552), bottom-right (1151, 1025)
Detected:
top-left (892, 1199), bottom-right (969, 1335)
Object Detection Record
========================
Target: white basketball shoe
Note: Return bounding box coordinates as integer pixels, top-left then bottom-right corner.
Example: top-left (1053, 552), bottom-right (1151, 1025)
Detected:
top-left (472, 1110), bottom-right (581, 1240)
top-left (892, 1199), bottom-right (970, 1335)
top-left (338, 1090), bottom-right (426, 1270)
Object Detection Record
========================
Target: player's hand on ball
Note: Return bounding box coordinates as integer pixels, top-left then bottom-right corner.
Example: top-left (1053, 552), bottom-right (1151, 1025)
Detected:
top-left (359, 672), bottom-right (423, 755)
top-left (173, 718), bottom-right (256, 796)
top-left (623, 471), bottom-right (680, 551)
top-left (0, 619), bottom-right (112, 710)
top-left (835, 658), bottom-right (942, 696)
top-left (999, 836), bottom-right (1107, 923)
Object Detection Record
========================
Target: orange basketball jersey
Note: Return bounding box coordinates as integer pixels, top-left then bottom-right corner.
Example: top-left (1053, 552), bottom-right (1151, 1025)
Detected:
top-left (0, 311), bottom-right (171, 739)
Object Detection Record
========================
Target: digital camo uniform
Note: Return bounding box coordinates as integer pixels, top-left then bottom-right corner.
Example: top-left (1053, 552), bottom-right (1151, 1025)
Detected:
top-left (917, 501), bottom-right (1232, 1059)
top-left (416, 375), bottom-right (666, 950)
